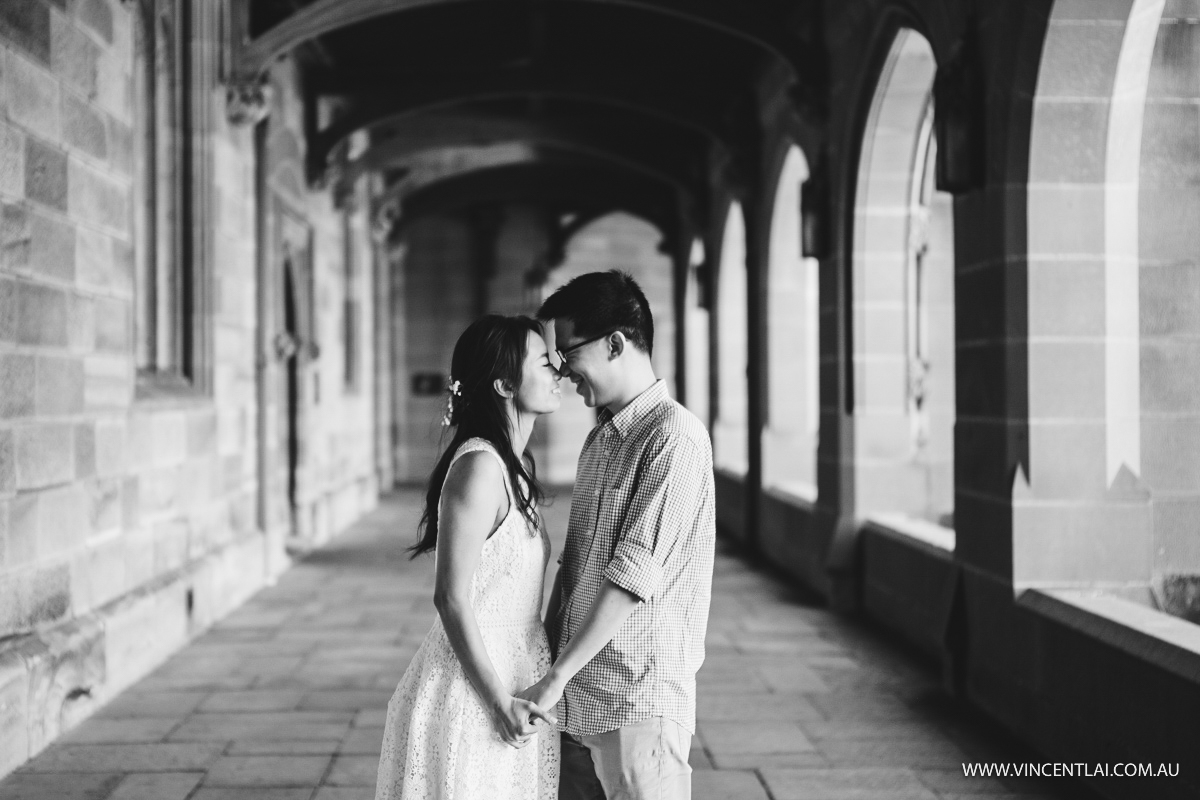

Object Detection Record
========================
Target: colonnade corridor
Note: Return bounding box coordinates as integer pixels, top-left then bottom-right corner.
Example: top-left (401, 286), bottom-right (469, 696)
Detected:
top-left (0, 491), bottom-right (1091, 800)
top-left (7, 1), bottom-right (1200, 797)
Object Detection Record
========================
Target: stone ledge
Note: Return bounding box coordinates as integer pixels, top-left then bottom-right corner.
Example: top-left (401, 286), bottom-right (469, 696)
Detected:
top-left (756, 486), bottom-right (830, 597)
top-left (860, 518), bottom-right (959, 659)
top-left (1019, 588), bottom-right (1200, 684)
top-left (762, 481), bottom-right (817, 507)
top-left (0, 531), bottom-right (277, 779)
top-left (864, 513), bottom-right (956, 553)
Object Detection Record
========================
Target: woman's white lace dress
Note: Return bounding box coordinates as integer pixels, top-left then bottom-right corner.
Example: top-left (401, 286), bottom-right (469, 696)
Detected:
top-left (376, 438), bottom-right (560, 800)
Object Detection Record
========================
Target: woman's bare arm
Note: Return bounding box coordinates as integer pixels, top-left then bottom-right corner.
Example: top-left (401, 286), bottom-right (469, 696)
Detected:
top-left (433, 451), bottom-right (552, 746)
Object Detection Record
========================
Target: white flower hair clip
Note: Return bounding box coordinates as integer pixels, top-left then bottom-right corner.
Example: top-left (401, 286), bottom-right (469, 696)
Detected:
top-left (441, 378), bottom-right (462, 427)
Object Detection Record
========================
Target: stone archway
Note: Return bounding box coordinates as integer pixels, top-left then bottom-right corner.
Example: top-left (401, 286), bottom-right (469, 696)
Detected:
top-left (851, 28), bottom-right (956, 532)
top-left (764, 145), bottom-right (820, 502)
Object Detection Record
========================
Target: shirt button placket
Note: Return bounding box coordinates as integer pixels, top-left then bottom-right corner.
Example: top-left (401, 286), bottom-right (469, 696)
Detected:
top-left (596, 427), bottom-right (611, 499)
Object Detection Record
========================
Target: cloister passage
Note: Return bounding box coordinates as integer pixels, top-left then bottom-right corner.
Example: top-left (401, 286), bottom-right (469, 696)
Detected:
top-left (2, 1), bottom-right (1200, 798)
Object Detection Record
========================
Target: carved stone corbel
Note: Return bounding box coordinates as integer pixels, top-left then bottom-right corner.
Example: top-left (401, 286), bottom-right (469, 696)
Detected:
top-left (933, 28), bottom-right (986, 194)
top-left (800, 154), bottom-right (831, 260)
top-left (719, 151), bottom-right (753, 202)
top-left (372, 199), bottom-right (400, 244)
top-left (226, 74), bottom-right (273, 126)
top-left (787, 81), bottom-right (829, 131)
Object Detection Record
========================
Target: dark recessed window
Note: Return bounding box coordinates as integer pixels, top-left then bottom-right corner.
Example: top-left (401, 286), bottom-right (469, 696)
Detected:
top-left (134, 0), bottom-right (195, 393)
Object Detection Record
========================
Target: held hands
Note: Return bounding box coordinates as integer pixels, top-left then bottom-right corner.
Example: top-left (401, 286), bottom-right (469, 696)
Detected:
top-left (490, 694), bottom-right (554, 749)
top-left (514, 673), bottom-right (564, 725)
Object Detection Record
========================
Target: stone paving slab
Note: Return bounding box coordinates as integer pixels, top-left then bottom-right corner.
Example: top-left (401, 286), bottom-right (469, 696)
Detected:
top-left (98, 692), bottom-right (209, 719)
top-left (761, 766), bottom-right (940, 799)
top-left (167, 712), bottom-right (354, 742)
top-left (61, 717), bottom-right (181, 744)
top-left (18, 743), bottom-right (225, 773)
top-left (198, 690), bottom-right (309, 713)
top-left (106, 773), bottom-right (204, 800)
top-left (0, 773), bottom-right (123, 800)
top-left (313, 789), bottom-right (373, 800)
top-left (691, 770), bottom-right (770, 799)
top-left (203, 755), bottom-right (332, 787)
top-left (0, 491), bottom-right (1094, 800)
top-left (226, 740), bottom-right (343, 756)
top-left (191, 790), bottom-right (311, 800)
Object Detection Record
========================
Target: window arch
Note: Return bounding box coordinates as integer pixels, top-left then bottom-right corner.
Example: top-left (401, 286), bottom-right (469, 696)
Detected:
top-left (714, 202), bottom-right (749, 477)
top-left (763, 146), bottom-right (820, 500)
top-left (133, 0), bottom-right (194, 385)
top-left (539, 212), bottom-right (676, 483)
top-left (852, 28), bottom-right (956, 532)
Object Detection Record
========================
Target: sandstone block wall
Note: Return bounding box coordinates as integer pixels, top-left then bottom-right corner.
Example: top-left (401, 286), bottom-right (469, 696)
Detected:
top-left (0, 0), bottom-right (382, 776)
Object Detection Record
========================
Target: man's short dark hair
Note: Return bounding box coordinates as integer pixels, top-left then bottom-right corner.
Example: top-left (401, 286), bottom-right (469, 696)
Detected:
top-left (537, 270), bottom-right (654, 355)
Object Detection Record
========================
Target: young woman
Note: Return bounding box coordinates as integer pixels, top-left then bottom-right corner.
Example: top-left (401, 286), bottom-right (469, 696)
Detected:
top-left (376, 315), bottom-right (563, 800)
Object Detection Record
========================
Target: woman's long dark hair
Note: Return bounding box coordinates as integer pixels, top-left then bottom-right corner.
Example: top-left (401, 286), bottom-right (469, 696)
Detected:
top-left (409, 314), bottom-right (546, 558)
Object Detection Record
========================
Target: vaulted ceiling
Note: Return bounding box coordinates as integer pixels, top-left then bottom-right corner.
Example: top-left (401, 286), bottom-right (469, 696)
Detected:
top-left (235, 0), bottom-right (822, 247)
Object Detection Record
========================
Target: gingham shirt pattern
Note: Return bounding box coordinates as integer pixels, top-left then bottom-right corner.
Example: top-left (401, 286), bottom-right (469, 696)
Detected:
top-left (554, 380), bottom-right (715, 737)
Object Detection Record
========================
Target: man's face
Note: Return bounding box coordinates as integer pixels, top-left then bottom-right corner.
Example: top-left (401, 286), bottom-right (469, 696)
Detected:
top-left (552, 318), bottom-right (615, 409)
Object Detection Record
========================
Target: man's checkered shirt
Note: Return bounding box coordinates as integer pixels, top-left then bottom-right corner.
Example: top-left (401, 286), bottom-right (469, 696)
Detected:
top-left (553, 379), bottom-right (715, 737)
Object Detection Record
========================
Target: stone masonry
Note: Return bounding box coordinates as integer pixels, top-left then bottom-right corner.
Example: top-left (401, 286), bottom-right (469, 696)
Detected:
top-left (0, 0), bottom-right (380, 778)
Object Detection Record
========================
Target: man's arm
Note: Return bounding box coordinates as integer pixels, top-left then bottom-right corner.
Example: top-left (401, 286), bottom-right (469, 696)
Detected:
top-left (518, 579), bottom-right (640, 712)
top-left (519, 432), bottom-right (707, 713)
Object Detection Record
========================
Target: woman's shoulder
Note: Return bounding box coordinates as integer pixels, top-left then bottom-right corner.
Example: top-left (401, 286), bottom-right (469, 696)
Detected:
top-left (449, 436), bottom-right (504, 470)
top-left (442, 445), bottom-right (504, 502)
top-left (457, 436), bottom-right (499, 454)
top-left (448, 437), bottom-right (502, 469)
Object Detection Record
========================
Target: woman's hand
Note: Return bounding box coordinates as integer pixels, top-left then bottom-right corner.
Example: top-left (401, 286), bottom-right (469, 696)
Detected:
top-left (490, 694), bottom-right (553, 748)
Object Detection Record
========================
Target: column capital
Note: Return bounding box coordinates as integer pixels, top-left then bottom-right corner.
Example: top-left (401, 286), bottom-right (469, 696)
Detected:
top-left (372, 199), bottom-right (400, 244)
top-left (226, 74), bottom-right (272, 127)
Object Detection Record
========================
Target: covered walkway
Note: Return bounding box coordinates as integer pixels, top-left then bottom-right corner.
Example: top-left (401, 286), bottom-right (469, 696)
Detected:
top-left (7, 1), bottom-right (1200, 794)
top-left (0, 491), bottom-right (1084, 800)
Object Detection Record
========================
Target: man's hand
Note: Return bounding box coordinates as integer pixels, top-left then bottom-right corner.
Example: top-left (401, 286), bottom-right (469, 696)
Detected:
top-left (515, 673), bottom-right (564, 725)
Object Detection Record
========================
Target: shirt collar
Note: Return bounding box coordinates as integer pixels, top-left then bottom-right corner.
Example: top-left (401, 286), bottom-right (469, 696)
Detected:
top-left (597, 379), bottom-right (668, 439)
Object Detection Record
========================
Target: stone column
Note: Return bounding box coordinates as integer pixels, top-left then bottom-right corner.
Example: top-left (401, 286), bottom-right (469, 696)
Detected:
top-left (744, 194), bottom-right (768, 555)
top-left (371, 205), bottom-right (395, 491)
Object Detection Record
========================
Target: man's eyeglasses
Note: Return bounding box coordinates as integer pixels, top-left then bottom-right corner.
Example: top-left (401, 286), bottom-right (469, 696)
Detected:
top-left (554, 329), bottom-right (619, 371)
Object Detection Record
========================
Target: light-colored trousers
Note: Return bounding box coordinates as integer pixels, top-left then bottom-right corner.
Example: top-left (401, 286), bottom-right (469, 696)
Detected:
top-left (559, 717), bottom-right (692, 800)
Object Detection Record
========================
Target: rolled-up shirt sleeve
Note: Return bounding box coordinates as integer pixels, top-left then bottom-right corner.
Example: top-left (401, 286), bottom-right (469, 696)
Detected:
top-left (604, 434), bottom-right (706, 602)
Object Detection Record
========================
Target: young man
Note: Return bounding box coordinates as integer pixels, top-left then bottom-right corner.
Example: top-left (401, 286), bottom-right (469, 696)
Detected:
top-left (518, 270), bottom-right (715, 800)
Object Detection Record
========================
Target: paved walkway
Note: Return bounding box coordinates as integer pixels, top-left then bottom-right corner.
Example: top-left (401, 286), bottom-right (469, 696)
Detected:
top-left (0, 491), bottom-right (1089, 800)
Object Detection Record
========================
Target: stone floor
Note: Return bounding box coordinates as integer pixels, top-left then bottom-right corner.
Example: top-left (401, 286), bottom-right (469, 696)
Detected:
top-left (0, 490), bottom-right (1094, 800)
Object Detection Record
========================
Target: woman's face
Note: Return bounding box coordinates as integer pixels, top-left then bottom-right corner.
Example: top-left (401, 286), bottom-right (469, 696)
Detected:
top-left (514, 329), bottom-right (562, 416)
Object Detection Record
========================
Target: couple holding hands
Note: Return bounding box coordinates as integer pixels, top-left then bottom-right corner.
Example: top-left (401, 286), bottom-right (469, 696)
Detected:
top-left (375, 271), bottom-right (715, 800)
